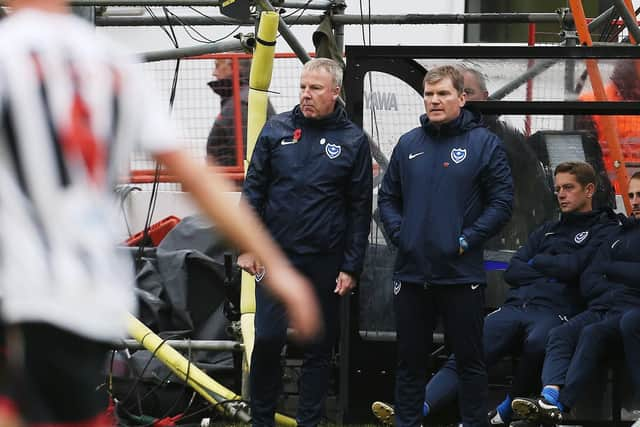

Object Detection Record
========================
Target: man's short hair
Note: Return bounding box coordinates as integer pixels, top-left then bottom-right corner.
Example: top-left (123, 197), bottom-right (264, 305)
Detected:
top-left (458, 65), bottom-right (488, 93)
top-left (631, 171), bottom-right (640, 181)
top-left (554, 161), bottom-right (597, 188)
top-left (611, 59), bottom-right (640, 101)
top-left (424, 65), bottom-right (465, 95)
top-left (303, 58), bottom-right (343, 87)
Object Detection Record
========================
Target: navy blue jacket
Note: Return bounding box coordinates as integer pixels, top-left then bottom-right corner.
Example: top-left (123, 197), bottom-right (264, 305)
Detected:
top-left (243, 105), bottom-right (373, 276)
top-left (581, 216), bottom-right (640, 310)
top-left (503, 209), bottom-right (621, 315)
top-left (378, 108), bottom-right (513, 285)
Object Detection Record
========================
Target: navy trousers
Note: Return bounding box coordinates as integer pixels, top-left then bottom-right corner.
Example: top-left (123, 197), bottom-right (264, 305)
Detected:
top-left (394, 282), bottom-right (487, 427)
top-left (621, 308), bottom-right (640, 397)
top-left (250, 253), bottom-right (341, 427)
top-left (425, 304), bottom-right (565, 411)
top-left (541, 308), bottom-right (609, 390)
top-left (556, 309), bottom-right (627, 409)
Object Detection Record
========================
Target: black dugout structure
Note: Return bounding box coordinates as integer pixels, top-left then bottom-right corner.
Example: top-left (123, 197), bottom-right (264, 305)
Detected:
top-left (337, 45), bottom-right (640, 425)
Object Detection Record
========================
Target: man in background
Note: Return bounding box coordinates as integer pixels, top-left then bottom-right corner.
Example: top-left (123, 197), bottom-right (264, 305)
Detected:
top-left (206, 57), bottom-right (274, 166)
top-left (460, 66), bottom-right (553, 249)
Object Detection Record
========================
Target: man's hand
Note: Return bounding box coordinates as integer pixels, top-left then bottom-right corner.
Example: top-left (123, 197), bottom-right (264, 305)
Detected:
top-left (237, 252), bottom-right (261, 275)
top-left (334, 271), bottom-right (356, 296)
top-left (458, 235), bottom-right (469, 255)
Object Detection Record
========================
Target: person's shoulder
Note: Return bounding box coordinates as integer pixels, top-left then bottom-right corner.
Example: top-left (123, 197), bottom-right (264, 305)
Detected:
top-left (535, 219), bottom-right (559, 235)
top-left (388, 126), bottom-right (423, 154)
top-left (595, 208), bottom-right (624, 226)
top-left (260, 110), bottom-right (294, 137)
top-left (338, 118), bottom-right (368, 143)
top-left (399, 125), bottom-right (425, 141)
top-left (469, 123), bottom-right (501, 143)
top-left (268, 109), bottom-right (294, 126)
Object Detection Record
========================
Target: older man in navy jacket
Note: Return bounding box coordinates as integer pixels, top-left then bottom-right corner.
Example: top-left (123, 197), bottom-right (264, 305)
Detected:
top-left (378, 65), bottom-right (513, 427)
top-left (240, 58), bottom-right (372, 427)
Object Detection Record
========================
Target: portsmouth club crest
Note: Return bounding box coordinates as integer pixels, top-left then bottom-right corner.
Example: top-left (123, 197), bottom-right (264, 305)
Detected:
top-left (393, 280), bottom-right (401, 296)
top-left (451, 148), bottom-right (467, 164)
top-left (574, 231), bottom-right (589, 244)
top-left (325, 143), bottom-right (342, 159)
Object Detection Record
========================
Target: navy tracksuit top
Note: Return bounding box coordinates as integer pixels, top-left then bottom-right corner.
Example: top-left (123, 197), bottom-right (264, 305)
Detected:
top-left (378, 108), bottom-right (514, 285)
top-left (242, 105), bottom-right (373, 276)
top-left (503, 208), bottom-right (622, 315)
top-left (580, 216), bottom-right (640, 310)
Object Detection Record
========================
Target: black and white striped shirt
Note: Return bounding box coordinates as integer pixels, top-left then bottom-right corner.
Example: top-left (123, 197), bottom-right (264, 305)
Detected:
top-left (0, 9), bottom-right (177, 341)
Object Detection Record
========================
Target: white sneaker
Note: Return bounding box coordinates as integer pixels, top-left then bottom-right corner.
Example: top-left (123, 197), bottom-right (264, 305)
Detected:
top-left (622, 408), bottom-right (640, 421)
top-left (371, 401), bottom-right (395, 425)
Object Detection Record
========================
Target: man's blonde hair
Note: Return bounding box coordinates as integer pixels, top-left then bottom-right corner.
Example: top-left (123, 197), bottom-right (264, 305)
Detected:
top-left (424, 65), bottom-right (465, 94)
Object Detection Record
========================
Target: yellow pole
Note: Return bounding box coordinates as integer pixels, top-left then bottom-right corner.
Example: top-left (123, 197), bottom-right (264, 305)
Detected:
top-left (241, 11), bottom-right (279, 373)
top-left (241, 10), bottom-right (296, 427)
top-left (127, 314), bottom-right (297, 425)
top-left (126, 314), bottom-right (247, 419)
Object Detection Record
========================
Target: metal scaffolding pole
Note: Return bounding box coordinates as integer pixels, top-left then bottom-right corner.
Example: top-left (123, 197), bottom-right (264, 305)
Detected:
top-left (490, 6), bottom-right (618, 100)
top-left (95, 12), bottom-right (565, 27)
top-left (561, 8), bottom-right (578, 131)
top-left (140, 35), bottom-right (249, 61)
top-left (120, 339), bottom-right (244, 351)
top-left (256, 0), bottom-right (311, 63)
top-left (614, 0), bottom-right (640, 44)
top-left (333, 0), bottom-right (346, 55)
top-left (65, 0), bottom-right (332, 8)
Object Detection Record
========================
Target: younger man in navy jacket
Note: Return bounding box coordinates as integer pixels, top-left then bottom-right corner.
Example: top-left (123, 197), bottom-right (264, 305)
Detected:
top-left (378, 65), bottom-right (513, 427)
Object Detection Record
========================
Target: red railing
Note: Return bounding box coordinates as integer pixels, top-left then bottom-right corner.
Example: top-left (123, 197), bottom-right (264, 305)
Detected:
top-left (130, 52), bottom-right (304, 185)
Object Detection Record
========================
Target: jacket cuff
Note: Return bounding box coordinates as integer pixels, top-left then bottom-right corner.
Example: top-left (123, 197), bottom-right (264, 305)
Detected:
top-left (461, 228), bottom-right (480, 249)
top-left (532, 254), bottom-right (553, 269)
top-left (340, 263), bottom-right (361, 279)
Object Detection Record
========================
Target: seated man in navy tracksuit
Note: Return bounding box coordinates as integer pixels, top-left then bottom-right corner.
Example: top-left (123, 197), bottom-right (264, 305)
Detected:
top-left (512, 173), bottom-right (640, 422)
top-left (373, 161), bottom-right (620, 426)
top-left (378, 65), bottom-right (514, 427)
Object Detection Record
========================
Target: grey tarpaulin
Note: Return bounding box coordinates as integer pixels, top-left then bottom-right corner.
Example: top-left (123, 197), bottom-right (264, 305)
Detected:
top-left (133, 214), bottom-right (239, 366)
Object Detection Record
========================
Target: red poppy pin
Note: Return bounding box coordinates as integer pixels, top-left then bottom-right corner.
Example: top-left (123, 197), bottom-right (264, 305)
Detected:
top-left (293, 128), bottom-right (302, 142)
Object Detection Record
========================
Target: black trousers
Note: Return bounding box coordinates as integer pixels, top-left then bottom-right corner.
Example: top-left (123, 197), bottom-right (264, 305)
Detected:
top-left (556, 307), bottom-right (640, 410)
top-left (424, 304), bottom-right (566, 411)
top-left (0, 322), bottom-right (111, 425)
top-left (541, 308), bottom-right (607, 389)
top-left (250, 252), bottom-right (342, 427)
top-left (394, 281), bottom-right (488, 427)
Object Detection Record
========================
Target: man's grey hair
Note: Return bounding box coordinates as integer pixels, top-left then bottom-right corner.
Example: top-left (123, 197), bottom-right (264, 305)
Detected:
top-left (457, 65), bottom-right (488, 93)
top-left (302, 58), bottom-right (343, 87)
